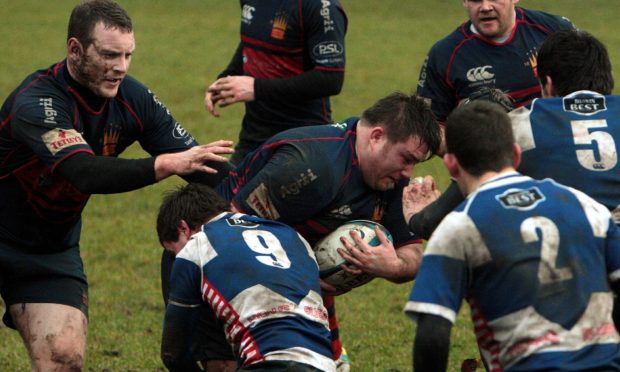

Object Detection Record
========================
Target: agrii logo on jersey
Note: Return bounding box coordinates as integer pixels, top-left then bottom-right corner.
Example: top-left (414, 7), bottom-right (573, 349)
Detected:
top-left (279, 168), bottom-right (318, 199)
top-left (466, 65), bottom-right (495, 83)
top-left (320, 0), bottom-right (335, 33)
top-left (496, 187), bottom-right (545, 210)
top-left (39, 98), bottom-right (87, 155)
top-left (39, 98), bottom-right (58, 124)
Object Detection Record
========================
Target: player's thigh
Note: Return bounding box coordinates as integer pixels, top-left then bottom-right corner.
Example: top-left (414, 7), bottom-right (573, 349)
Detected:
top-left (0, 242), bottom-right (88, 329)
top-left (10, 303), bottom-right (87, 362)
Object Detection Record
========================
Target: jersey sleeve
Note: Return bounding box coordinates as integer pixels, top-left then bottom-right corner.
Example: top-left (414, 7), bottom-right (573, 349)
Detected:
top-left (404, 211), bottom-right (472, 323)
top-left (416, 43), bottom-right (456, 123)
top-left (231, 144), bottom-right (338, 223)
top-left (11, 91), bottom-right (93, 170)
top-left (302, 0), bottom-right (347, 71)
top-left (124, 79), bottom-right (199, 156)
top-left (168, 255), bottom-right (203, 306)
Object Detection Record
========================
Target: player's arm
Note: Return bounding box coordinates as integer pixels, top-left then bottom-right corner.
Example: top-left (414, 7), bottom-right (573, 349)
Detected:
top-left (55, 141), bottom-right (232, 194)
top-left (406, 180), bottom-right (464, 240)
top-left (254, 69), bottom-right (344, 102)
top-left (161, 304), bottom-right (203, 372)
top-left (161, 256), bottom-right (205, 371)
top-left (339, 228), bottom-right (423, 283)
top-left (413, 313), bottom-right (452, 371)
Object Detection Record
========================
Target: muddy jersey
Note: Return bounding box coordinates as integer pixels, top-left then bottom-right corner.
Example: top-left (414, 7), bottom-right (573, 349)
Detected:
top-left (405, 173), bottom-right (620, 371)
top-left (216, 117), bottom-right (416, 246)
top-left (0, 61), bottom-right (197, 251)
top-left (237, 0), bottom-right (347, 144)
top-left (167, 212), bottom-right (335, 370)
top-left (417, 7), bottom-right (574, 122)
top-left (512, 91), bottom-right (620, 224)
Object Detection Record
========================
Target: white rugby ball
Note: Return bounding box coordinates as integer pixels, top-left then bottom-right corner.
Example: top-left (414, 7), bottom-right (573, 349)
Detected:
top-left (313, 220), bottom-right (393, 293)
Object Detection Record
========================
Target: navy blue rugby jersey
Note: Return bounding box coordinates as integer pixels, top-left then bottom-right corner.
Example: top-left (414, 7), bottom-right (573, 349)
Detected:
top-left (512, 91), bottom-right (620, 223)
top-left (0, 61), bottom-right (198, 251)
top-left (216, 118), bottom-right (416, 247)
top-left (168, 212), bottom-right (335, 370)
top-left (238, 0), bottom-right (347, 143)
top-left (417, 7), bottom-right (574, 122)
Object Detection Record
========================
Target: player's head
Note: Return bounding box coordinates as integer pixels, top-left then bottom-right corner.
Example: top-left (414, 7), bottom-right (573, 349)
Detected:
top-left (538, 29), bottom-right (614, 97)
top-left (157, 183), bottom-right (229, 255)
top-left (67, 0), bottom-right (134, 98)
top-left (357, 92), bottom-right (440, 191)
top-left (462, 0), bottom-right (518, 39)
top-left (444, 100), bottom-right (517, 179)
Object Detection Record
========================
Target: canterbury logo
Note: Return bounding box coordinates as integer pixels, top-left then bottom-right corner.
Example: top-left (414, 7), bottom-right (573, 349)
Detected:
top-left (466, 66), bottom-right (495, 82)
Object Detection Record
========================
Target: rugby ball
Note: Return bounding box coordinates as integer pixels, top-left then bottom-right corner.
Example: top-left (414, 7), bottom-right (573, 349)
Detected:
top-left (313, 220), bottom-right (393, 293)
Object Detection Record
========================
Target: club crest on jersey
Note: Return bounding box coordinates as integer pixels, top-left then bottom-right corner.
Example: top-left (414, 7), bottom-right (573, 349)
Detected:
top-left (563, 96), bottom-right (607, 115)
top-left (497, 187), bottom-right (545, 210)
top-left (271, 15), bottom-right (287, 39)
top-left (226, 218), bottom-right (259, 228)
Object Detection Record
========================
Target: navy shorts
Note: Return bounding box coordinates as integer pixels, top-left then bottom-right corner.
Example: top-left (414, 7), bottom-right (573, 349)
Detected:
top-left (0, 240), bottom-right (88, 329)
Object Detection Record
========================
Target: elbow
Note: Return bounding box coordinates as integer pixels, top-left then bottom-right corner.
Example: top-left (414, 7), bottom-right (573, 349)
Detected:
top-left (161, 350), bottom-right (184, 371)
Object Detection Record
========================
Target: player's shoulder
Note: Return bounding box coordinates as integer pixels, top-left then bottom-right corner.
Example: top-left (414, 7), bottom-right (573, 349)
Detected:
top-left (428, 23), bottom-right (470, 54)
top-left (518, 7), bottom-right (575, 31)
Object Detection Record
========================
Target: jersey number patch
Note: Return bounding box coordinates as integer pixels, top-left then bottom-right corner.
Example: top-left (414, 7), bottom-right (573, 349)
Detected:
top-left (242, 230), bottom-right (291, 269)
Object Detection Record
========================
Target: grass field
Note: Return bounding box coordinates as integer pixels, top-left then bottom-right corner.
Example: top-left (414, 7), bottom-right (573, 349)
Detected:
top-left (1, 1), bottom-right (619, 371)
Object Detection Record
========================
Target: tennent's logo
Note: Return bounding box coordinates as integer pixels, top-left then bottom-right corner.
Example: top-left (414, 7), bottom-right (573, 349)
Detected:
top-left (466, 65), bottom-right (494, 82)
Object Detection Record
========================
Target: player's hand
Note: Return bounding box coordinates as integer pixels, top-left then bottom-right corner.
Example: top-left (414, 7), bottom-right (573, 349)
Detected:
top-left (205, 76), bottom-right (255, 116)
top-left (337, 226), bottom-right (400, 279)
top-left (154, 140), bottom-right (234, 180)
top-left (205, 81), bottom-right (221, 117)
top-left (319, 278), bottom-right (350, 297)
top-left (402, 175), bottom-right (440, 223)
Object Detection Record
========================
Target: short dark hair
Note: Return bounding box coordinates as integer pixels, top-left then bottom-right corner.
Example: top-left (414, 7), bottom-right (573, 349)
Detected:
top-left (360, 92), bottom-right (441, 156)
top-left (445, 101), bottom-right (514, 176)
top-left (156, 183), bottom-right (229, 244)
top-left (538, 29), bottom-right (614, 96)
top-left (68, 0), bottom-right (133, 48)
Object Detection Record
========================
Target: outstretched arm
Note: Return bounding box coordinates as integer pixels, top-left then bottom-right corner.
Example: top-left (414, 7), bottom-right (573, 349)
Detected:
top-left (56, 140), bottom-right (233, 194)
top-left (405, 180), bottom-right (464, 240)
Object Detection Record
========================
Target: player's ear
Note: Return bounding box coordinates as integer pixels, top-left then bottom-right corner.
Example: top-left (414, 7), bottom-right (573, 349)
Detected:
top-left (369, 126), bottom-right (385, 141)
top-left (177, 219), bottom-right (191, 239)
top-left (512, 143), bottom-right (522, 169)
top-left (67, 38), bottom-right (83, 58)
top-left (540, 75), bottom-right (556, 98)
top-left (443, 153), bottom-right (460, 179)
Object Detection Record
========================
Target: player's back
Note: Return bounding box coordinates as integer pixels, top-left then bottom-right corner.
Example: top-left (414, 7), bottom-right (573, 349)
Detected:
top-left (460, 173), bottom-right (620, 370)
top-left (177, 212), bottom-right (334, 369)
top-left (512, 91), bottom-right (620, 223)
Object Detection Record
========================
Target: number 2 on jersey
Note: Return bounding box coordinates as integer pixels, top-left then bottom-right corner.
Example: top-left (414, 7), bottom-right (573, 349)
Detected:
top-left (521, 216), bottom-right (573, 284)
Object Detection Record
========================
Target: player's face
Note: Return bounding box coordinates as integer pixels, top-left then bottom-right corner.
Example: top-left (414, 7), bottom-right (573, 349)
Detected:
top-left (362, 135), bottom-right (430, 191)
top-left (463, 0), bottom-right (518, 39)
top-left (72, 22), bottom-right (135, 98)
top-left (162, 235), bottom-right (189, 257)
